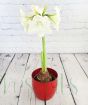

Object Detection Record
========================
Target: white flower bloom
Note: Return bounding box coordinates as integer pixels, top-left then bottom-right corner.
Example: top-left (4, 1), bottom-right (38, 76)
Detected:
top-left (54, 6), bottom-right (61, 30)
top-left (27, 15), bottom-right (52, 36)
top-left (20, 6), bottom-right (60, 37)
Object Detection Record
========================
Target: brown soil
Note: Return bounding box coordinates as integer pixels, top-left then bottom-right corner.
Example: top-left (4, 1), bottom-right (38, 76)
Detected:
top-left (34, 70), bottom-right (55, 82)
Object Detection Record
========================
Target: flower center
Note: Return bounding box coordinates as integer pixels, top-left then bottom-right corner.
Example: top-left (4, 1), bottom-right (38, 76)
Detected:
top-left (36, 21), bottom-right (43, 27)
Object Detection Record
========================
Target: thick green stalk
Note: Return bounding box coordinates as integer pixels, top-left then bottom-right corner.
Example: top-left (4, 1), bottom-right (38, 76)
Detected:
top-left (41, 36), bottom-right (47, 73)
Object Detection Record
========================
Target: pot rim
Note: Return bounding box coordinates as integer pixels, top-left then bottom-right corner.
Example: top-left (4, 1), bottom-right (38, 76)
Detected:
top-left (32, 68), bottom-right (58, 83)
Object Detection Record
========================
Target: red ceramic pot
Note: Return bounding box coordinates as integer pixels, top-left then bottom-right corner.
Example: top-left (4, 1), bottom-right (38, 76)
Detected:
top-left (32, 68), bottom-right (58, 100)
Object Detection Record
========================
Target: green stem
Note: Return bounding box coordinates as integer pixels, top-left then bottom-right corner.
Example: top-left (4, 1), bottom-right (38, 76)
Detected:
top-left (41, 36), bottom-right (47, 73)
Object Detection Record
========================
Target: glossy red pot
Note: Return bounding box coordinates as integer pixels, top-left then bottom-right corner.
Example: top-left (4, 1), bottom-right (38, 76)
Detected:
top-left (32, 68), bottom-right (58, 100)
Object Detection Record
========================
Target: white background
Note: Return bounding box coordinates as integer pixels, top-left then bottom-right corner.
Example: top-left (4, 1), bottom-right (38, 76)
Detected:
top-left (0, 0), bottom-right (88, 53)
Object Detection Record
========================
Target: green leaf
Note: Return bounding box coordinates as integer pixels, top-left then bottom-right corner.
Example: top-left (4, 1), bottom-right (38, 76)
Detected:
top-left (46, 14), bottom-right (57, 24)
top-left (27, 15), bottom-right (35, 20)
top-left (34, 7), bottom-right (41, 15)
top-left (42, 6), bottom-right (47, 16)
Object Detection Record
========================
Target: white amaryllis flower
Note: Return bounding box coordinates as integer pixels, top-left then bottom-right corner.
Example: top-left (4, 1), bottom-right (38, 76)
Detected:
top-left (27, 15), bottom-right (52, 36)
top-left (20, 6), bottom-right (60, 37)
top-left (20, 6), bottom-right (61, 73)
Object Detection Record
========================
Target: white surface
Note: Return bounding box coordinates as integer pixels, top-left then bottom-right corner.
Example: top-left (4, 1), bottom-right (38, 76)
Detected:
top-left (0, 53), bottom-right (88, 105)
top-left (0, 0), bottom-right (88, 53)
top-left (60, 54), bottom-right (88, 105)
top-left (0, 54), bottom-right (29, 105)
